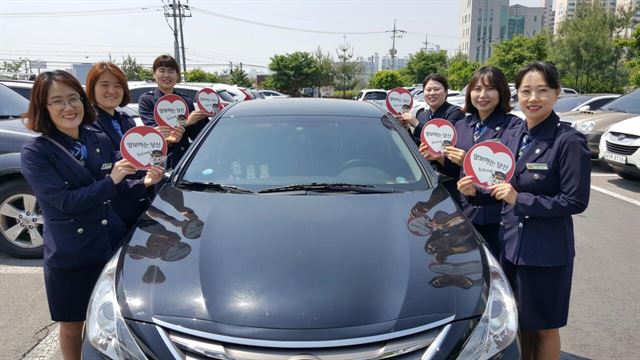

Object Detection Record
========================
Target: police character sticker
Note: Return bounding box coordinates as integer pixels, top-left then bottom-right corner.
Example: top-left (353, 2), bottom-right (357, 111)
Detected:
top-left (120, 127), bottom-right (168, 169)
top-left (420, 118), bottom-right (458, 155)
top-left (386, 87), bottom-right (413, 115)
top-left (463, 141), bottom-right (515, 189)
top-left (196, 87), bottom-right (221, 115)
top-left (153, 94), bottom-right (190, 128)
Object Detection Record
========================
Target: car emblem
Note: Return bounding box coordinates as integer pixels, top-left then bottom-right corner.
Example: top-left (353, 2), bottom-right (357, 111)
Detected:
top-left (618, 134), bottom-right (626, 141)
top-left (289, 355), bottom-right (321, 360)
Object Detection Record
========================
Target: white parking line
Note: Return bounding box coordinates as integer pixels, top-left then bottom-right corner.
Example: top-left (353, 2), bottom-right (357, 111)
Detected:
top-left (591, 185), bottom-right (640, 207)
top-left (0, 265), bottom-right (42, 274)
top-left (591, 173), bottom-right (619, 177)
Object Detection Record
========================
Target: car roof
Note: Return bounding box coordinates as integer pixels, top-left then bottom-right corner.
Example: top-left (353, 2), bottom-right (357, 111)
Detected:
top-left (359, 89), bottom-right (386, 92)
top-left (0, 80), bottom-right (34, 89)
top-left (222, 98), bottom-right (386, 117)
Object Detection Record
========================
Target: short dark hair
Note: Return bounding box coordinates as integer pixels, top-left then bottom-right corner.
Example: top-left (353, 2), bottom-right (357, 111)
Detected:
top-left (25, 70), bottom-right (95, 135)
top-left (85, 62), bottom-right (131, 107)
top-left (515, 61), bottom-right (560, 90)
top-left (422, 73), bottom-right (449, 93)
top-left (463, 66), bottom-right (512, 114)
top-left (152, 55), bottom-right (181, 81)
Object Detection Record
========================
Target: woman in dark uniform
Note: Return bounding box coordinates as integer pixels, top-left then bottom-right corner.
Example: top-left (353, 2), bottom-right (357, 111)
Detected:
top-left (137, 55), bottom-right (209, 169)
top-left (20, 71), bottom-right (163, 360)
top-left (85, 62), bottom-right (160, 228)
top-left (458, 62), bottom-right (591, 359)
top-left (436, 66), bottom-right (520, 258)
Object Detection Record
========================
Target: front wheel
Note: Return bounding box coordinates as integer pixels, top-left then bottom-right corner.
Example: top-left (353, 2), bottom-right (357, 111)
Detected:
top-left (0, 179), bottom-right (44, 258)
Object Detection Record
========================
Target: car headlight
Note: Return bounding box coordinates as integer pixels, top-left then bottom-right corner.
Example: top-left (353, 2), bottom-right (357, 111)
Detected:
top-left (576, 121), bottom-right (595, 133)
top-left (85, 249), bottom-right (146, 360)
top-left (457, 246), bottom-right (518, 359)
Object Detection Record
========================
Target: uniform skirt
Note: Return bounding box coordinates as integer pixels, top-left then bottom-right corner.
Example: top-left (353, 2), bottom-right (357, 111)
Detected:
top-left (501, 258), bottom-right (573, 331)
top-left (44, 262), bottom-right (106, 322)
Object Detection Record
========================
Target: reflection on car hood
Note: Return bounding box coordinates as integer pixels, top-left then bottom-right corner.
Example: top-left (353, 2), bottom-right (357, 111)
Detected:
top-left (0, 118), bottom-right (32, 133)
top-left (607, 116), bottom-right (640, 136)
top-left (119, 185), bottom-right (485, 340)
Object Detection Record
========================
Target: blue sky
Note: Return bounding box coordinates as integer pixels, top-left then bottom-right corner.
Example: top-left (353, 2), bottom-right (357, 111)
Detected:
top-left (0, 0), bottom-right (546, 74)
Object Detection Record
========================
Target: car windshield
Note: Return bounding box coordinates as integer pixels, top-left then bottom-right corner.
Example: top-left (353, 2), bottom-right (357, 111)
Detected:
top-left (364, 92), bottom-right (387, 100)
top-left (181, 115), bottom-right (429, 192)
top-left (0, 84), bottom-right (29, 118)
top-left (554, 96), bottom-right (592, 112)
top-left (601, 89), bottom-right (640, 114)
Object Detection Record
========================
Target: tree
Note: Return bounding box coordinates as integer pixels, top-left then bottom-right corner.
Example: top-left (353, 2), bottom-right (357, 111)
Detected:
top-left (405, 50), bottom-right (448, 84)
top-left (335, 42), bottom-right (361, 98)
top-left (446, 53), bottom-right (481, 90)
top-left (313, 47), bottom-right (335, 89)
top-left (0, 58), bottom-right (27, 74)
top-left (120, 55), bottom-right (148, 81)
top-left (487, 32), bottom-right (550, 82)
top-left (369, 70), bottom-right (408, 89)
top-left (184, 68), bottom-right (219, 83)
top-left (268, 52), bottom-right (318, 96)
top-left (229, 67), bottom-right (252, 87)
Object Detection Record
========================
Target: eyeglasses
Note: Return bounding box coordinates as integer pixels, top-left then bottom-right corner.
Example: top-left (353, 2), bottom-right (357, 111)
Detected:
top-left (47, 95), bottom-right (83, 110)
top-left (517, 88), bottom-right (553, 100)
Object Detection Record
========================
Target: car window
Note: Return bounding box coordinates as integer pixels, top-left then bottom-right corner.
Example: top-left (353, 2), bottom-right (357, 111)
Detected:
top-left (0, 84), bottom-right (29, 118)
top-left (364, 92), bottom-right (386, 100)
top-left (177, 88), bottom-right (198, 100)
top-left (6, 86), bottom-right (31, 100)
top-left (588, 97), bottom-right (615, 110)
top-left (554, 96), bottom-right (590, 112)
top-left (129, 87), bottom-right (154, 103)
top-left (182, 115), bottom-right (427, 191)
top-left (217, 89), bottom-right (237, 102)
top-left (355, 91), bottom-right (364, 100)
top-left (601, 89), bottom-right (640, 114)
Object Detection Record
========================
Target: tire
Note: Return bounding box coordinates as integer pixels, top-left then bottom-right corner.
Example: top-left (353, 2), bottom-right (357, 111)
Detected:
top-left (0, 179), bottom-right (44, 258)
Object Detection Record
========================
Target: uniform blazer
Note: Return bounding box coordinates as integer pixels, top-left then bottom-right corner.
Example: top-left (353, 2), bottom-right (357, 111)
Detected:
top-left (473, 112), bottom-right (591, 266)
top-left (21, 128), bottom-right (134, 268)
top-left (441, 110), bottom-right (521, 225)
top-left (90, 106), bottom-right (152, 228)
top-left (411, 101), bottom-right (466, 145)
top-left (138, 88), bottom-right (208, 169)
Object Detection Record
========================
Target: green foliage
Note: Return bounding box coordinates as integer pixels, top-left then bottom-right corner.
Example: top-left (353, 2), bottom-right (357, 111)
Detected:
top-left (184, 68), bottom-right (219, 83)
top-left (487, 32), bottom-right (551, 81)
top-left (136, 67), bottom-right (154, 81)
top-left (369, 70), bottom-right (409, 89)
top-left (405, 50), bottom-right (448, 84)
top-left (120, 55), bottom-right (148, 81)
top-left (268, 52), bottom-right (318, 96)
top-left (326, 89), bottom-right (359, 99)
top-left (313, 47), bottom-right (335, 87)
top-left (446, 53), bottom-right (481, 90)
top-left (0, 59), bottom-right (26, 74)
top-left (334, 43), bottom-right (361, 96)
top-left (229, 67), bottom-right (252, 87)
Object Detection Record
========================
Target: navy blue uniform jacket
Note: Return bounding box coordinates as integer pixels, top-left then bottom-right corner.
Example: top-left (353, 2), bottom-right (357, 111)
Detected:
top-left (441, 110), bottom-right (521, 225)
top-left (410, 101), bottom-right (465, 145)
top-left (21, 128), bottom-right (139, 268)
top-left (473, 112), bottom-right (591, 266)
top-left (138, 88), bottom-right (208, 169)
top-left (90, 107), bottom-right (152, 228)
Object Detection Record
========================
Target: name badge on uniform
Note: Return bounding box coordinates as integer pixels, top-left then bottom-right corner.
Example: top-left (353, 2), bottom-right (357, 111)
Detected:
top-left (101, 162), bottom-right (113, 170)
top-left (526, 163), bottom-right (548, 170)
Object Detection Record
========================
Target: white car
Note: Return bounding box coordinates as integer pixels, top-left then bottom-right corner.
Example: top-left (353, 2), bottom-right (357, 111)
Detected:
top-left (511, 94), bottom-right (620, 120)
top-left (355, 89), bottom-right (387, 109)
top-left (259, 89), bottom-right (290, 98)
top-left (598, 116), bottom-right (640, 180)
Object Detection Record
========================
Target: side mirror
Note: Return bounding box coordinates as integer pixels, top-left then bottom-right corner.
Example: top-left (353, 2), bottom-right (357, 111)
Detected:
top-left (577, 105), bottom-right (591, 112)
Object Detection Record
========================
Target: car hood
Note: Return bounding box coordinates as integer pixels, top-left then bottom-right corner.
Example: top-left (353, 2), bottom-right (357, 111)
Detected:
top-left (0, 118), bottom-right (33, 133)
top-left (607, 116), bottom-right (640, 136)
top-left (118, 185), bottom-right (485, 341)
top-left (559, 110), bottom-right (637, 130)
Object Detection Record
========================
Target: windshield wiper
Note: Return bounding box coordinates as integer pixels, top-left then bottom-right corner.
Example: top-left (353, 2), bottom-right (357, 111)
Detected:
top-left (176, 180), bottom-right (253, 194)
top-left (606, 107), bottom-right (627, 113)
top-left (258, 183), bottom-right (394, 194)
top-left (0, 115), bottom-right (22, 119)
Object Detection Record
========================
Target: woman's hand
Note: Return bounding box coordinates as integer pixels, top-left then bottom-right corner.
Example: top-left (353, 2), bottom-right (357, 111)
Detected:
top-left (457, 176), bottom-right (477, 197)
top-left (154, 126), bottom-right (171, 139)
top-left (489, 183), bottom-right (518, 205)
top-left (397, 112), bottom-right (419, 129)
top-left (143, 165), bottom-right (165, 188)
top-left (444, 146), bottom-right (466, 166)
top-left (419, 143), bottom-right (444, 165)
top-left (110, 159), bottom-right (137, 185)
top-left (165, 126), bottom-right (185, 144)
top-left (186, 110), bottom-right (210, 126)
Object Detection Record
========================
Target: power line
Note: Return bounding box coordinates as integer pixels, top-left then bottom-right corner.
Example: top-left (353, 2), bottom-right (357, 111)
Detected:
top-left (0, 7), bottom-right (162, 17)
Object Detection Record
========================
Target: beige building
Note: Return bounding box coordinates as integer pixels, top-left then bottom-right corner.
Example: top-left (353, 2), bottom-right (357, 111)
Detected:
top-left (554, 0), bottom-right (619, 33)
top-left (616, 0), bottom-right (640, 26)
top-left (458, 0), bottom-right (510, 63)
top-left (507, 4), bottom-right (546, 39)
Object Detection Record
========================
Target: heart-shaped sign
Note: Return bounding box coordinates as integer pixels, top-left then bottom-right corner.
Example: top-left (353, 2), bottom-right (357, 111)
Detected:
top-left (463, 141), bottom-right (515, 189)
top-left (420, 118), bottom-right (458, 155)
top-left (196, 88), bottom-right (221, 115)
top-left (153, 94), bottom-right (190, 128)
top-left (120, 127), bottom-right (168, 169)
top-left (386, 87), bottom-right (413, 115)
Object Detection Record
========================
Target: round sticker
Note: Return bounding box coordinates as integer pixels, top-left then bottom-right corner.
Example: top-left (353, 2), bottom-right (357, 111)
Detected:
top-left (385, 87), bottom-right (413, 115)
top-left (196, 88), bottom-right (221, 115)
top-left (420, 118), bottom-right (458, 155)
top-left (463, 141), bottom-right (515, 189)
top-left (153, 94), bottom-right (190, 128)
top-left (120, 126), bottom-right (168, 169)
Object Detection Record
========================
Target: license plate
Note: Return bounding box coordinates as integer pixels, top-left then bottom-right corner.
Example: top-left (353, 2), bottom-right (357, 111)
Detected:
top-left (605, 152), bottom-right (626, 164)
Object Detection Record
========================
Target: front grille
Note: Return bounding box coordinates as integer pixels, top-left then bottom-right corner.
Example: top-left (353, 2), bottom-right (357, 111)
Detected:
top-left (154, 318), bottom-right (453, 360)
top-left (606, 141), bottom-right (640, 156)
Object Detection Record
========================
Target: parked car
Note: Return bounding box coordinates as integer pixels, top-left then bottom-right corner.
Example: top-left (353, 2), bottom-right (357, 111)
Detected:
top-left (510, 93), bottom-right (619, 119)
top-left (0, 79), bottom-right (33, 99)
top-left (411, 89), bottom-right (465, 119)
top-left (82, 98), bottom-right (520, 359)
top-left (598, 115), bottom-right (640, 180)
top-left (0, 83), bottom-right (43, 258)
top-left (258, 89), bottom-right (290, 98)
top-left (355, 88), bottom-right (387, 109)
top-left (560, 88), bottom-right (640, 157)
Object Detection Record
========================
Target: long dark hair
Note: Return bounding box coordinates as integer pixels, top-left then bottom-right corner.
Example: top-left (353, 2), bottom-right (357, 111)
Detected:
top-left (463, 66), bottom-right (512, 114)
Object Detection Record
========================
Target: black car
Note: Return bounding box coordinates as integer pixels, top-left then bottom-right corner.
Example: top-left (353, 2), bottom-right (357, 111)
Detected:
top-left (0, 83), bottom-right (43, 258)
top-left (82, 99), bottom-right (520, 359)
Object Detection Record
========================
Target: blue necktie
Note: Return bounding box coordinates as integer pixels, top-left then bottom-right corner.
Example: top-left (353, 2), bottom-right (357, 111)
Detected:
top-left (518, 134), bottom-right (531, 159)
top-left (111, 119), bottom-right (124, 139)
top-left (473, 122), bottom-right (486, 143)
top-left (71, 141), bottom-right (87, 161)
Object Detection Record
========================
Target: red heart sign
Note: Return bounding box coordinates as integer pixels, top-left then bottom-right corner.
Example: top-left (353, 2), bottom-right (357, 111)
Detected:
top-left (153, 94), bottom-right (190, 128)
top-left (386, 87), bottom-right (413, 115)
top-left (420, 118), bottom-right (458, 155)
top-left (463, 141), bottom-right (515, 189)
top-left (120, 127), bottom-right (168, 169)
top-left (196, 88), bottom-right (221, 115)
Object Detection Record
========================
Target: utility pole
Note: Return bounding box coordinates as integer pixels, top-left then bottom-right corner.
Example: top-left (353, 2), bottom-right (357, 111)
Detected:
top-left (164, 0), bottom-right (191, 74)
top-left (336, 36), bottom-right (353, 99)
top-left (386, 19), bottom-right (405, 70)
